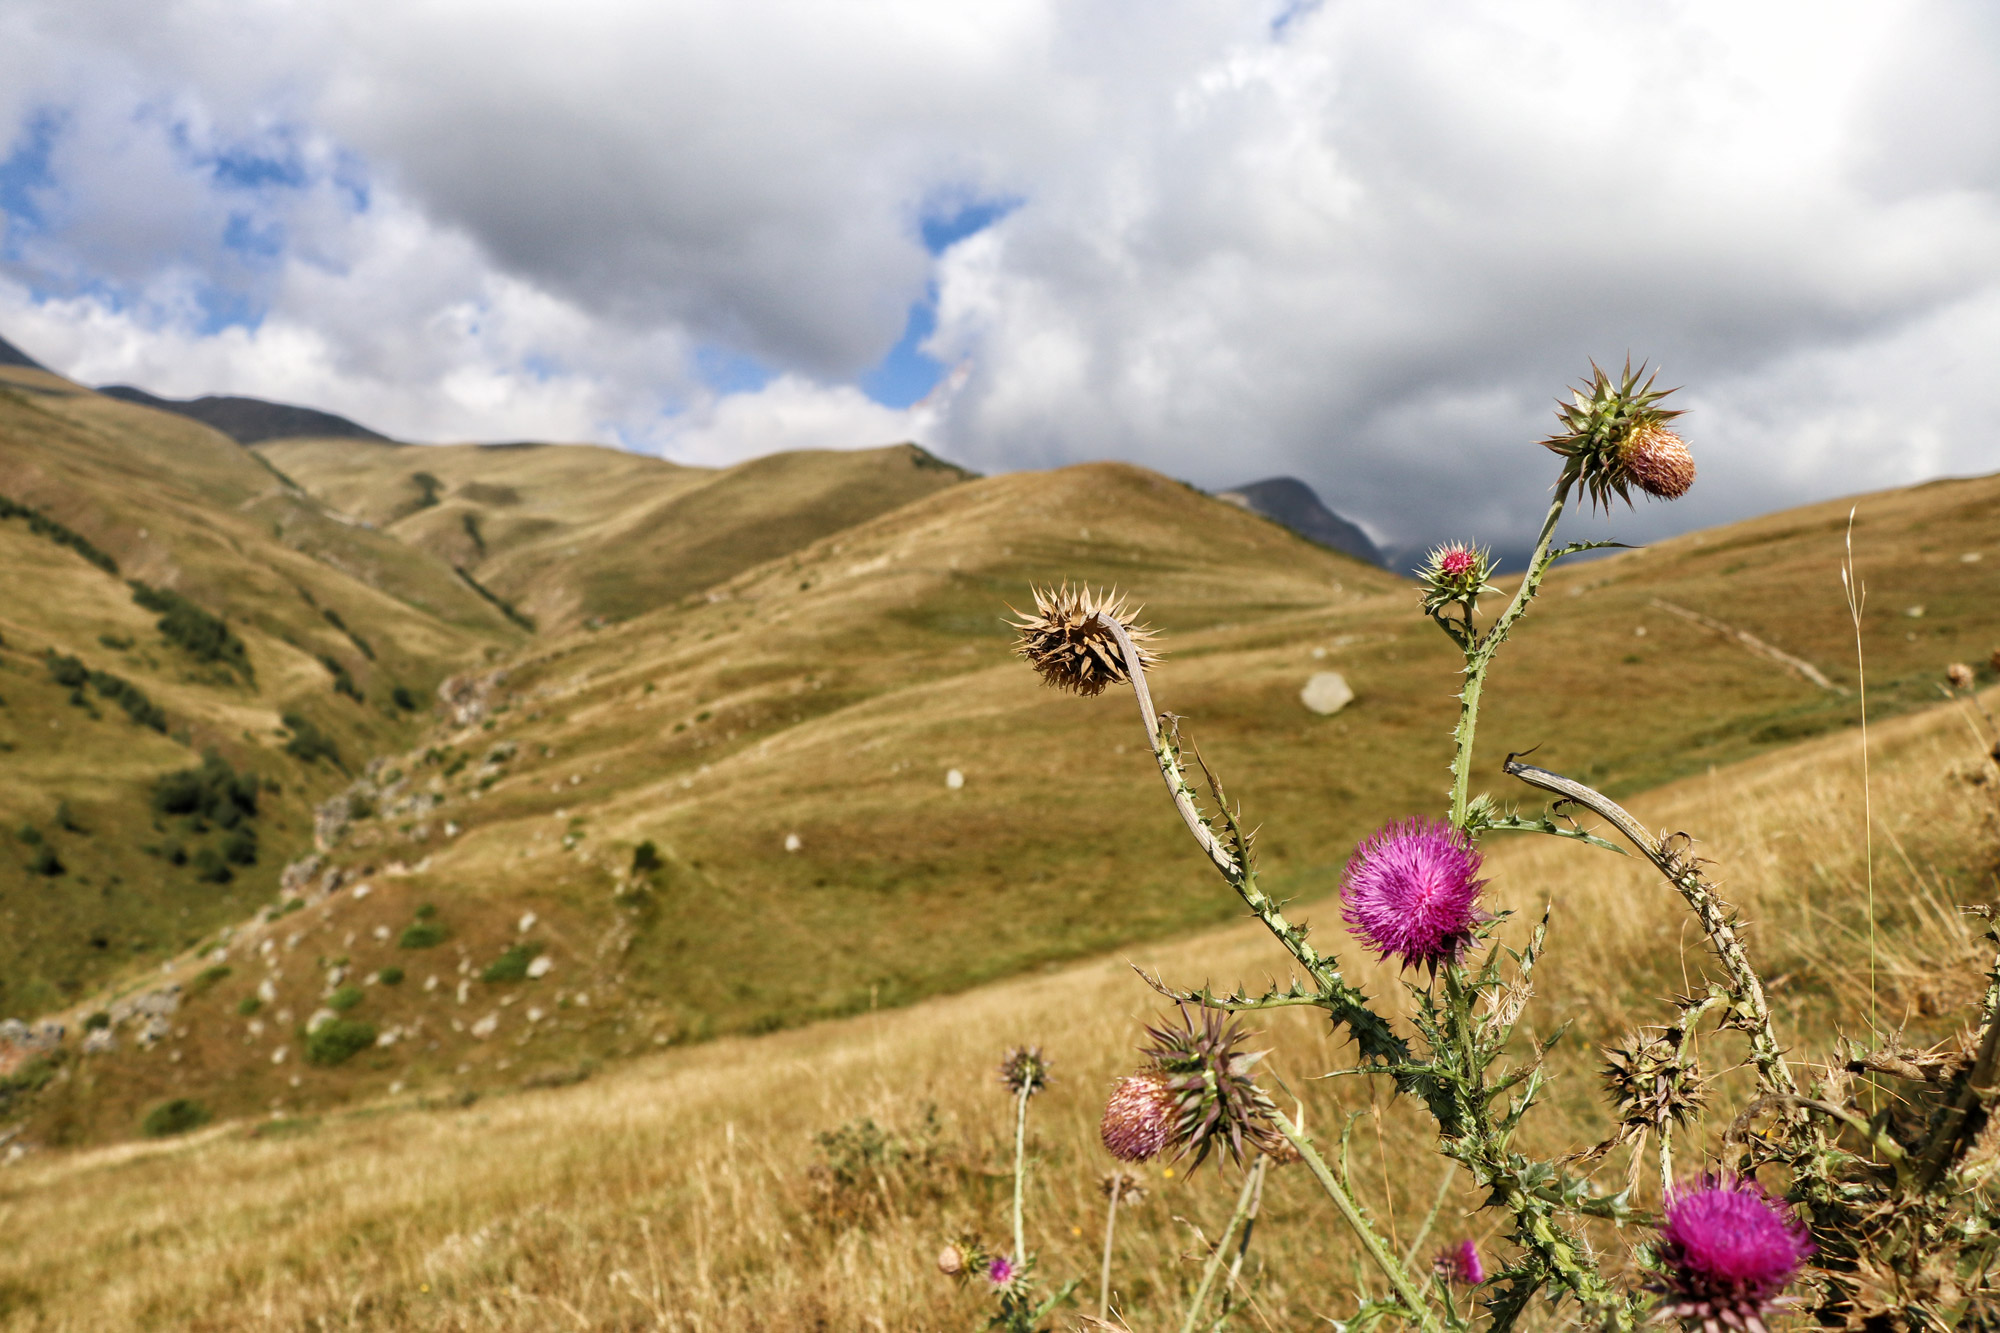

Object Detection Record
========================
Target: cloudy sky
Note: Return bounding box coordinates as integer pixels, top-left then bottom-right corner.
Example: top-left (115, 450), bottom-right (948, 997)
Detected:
top-left (2, 1), bottom-right (1996, 560)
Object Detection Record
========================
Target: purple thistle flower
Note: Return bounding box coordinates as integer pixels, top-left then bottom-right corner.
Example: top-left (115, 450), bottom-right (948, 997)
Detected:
top-left (1340, 818), bottom-right (1487, 971)
top-left (1435, 1239), bottom-right (1485, 1285)
top-left (1654, 1175), bottom-right (1813, 1333)
top-left (985, 1254), bottom-right (1018, 1290)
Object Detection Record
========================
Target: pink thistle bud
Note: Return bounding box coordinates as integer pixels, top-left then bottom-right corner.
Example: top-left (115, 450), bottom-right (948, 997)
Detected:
top-left (1340, 817), bottom-right (1487, 972)
top-left (1435, 1239), bottom-right (1484, 1285)
top-left (1653, 1175), bottom-right (1813, 1333)
top-left (1101, 1071), bottom-right (1175, 1162)
top-left (1438, 546), bottom-right (1477, 579)
top-left (985, 1255), bottom-right (1018, 1291)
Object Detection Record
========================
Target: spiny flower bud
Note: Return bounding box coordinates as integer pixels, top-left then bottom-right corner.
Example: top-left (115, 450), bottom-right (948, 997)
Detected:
top-left (1652, 1175), bottom-right (1813, 1333)
top-left (1340, 817), bottom-right (1488, 973)
top-left (1435, 1239), bottom-right (1485, 1285)
top-left (1947, 662), bottom-right (1975, 691)
top-left (1101, 1072), bottom-right (1175, 1162)
top-left (1602, 1026), bottom-right (1707, 1140)
top-left (937, 1233), bottom-right (989, 1281)
top-left (1138, 1006), bottom-right (1281, 1171)
top-left (1541, 358), bottom-right (1692, 511)
top-left (936, 1244), bottom-right (965, 1277)
top-left (1009, 582), bottom-right (1160, 696)
top-left (998, 1045), bottom-right (1053, 1098)
top-left (1419, 542), bottom-right (1498, 616)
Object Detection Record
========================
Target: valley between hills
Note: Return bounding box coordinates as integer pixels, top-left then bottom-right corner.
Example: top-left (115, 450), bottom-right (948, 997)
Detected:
top-left (1, 350), bottom-right (1997, 1160)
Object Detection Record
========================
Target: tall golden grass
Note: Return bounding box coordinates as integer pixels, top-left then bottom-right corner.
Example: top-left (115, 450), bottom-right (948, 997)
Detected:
top-left (1, 691), bottom-right (1994, 1331)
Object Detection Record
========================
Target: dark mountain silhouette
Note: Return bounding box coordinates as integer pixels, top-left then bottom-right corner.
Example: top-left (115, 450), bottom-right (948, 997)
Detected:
top-left (96, 384), bottom-right (392, 445)
top-left (1215, 475), bottom-right (1384, 566)
top-left (0, 332), bottom-right (49, 372)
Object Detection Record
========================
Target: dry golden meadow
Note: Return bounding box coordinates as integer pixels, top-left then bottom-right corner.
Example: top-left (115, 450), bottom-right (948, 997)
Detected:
top-left (2, 682), bottom-right (1993, 1331)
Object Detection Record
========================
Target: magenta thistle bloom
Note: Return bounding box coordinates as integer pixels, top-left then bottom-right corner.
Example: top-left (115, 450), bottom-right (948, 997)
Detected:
top-left (985, 1254), bottom-right (1018, 1291)
top-left (1437, 546), bottom-right (1477, 579)
top-left (1341, 818), bottom-right (1487, 971)
top-left (1435, 1239), bottom-right (1485, 1285)
top-left (1654, 1175), bottom-right (1813, 1333)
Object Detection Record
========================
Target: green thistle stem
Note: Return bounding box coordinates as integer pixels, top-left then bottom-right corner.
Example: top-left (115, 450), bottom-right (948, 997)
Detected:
top-left (1447, 460), bottom-right (1579, 830)
top-left (1012, 1082), bottom-right (1030, 1263)
top-left (1272, 1108), bottom-right (1443, 1333)
top-left (1178, 1157), bottom-right (1272, 1333)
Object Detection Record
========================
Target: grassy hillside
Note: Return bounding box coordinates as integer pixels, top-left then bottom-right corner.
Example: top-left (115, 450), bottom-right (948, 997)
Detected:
top-left (255, 436), bottom-right (977, 631)
top-left (0, 681), bottom-right (1992, 1329)
top-left (7, 453), bottom-right (1994, 1154)
top-left (0, 365), bottom-right (521, 1017)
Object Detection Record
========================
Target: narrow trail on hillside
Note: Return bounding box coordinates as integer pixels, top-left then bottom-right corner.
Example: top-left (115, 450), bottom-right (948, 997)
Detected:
top-left (1647, 597), bottom-right (1847, 694)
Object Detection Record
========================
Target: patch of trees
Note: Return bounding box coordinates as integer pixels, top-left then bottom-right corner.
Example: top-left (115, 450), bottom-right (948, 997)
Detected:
top-left (43, 651), bottom-right (168, 731)
top-left (150, 751), bottom-right (261, 883)
top-left (281, 711), bottom-right (342, 767)
top-left (318, 654), bottom-right (364, 702)
top-left (129, 581), bottom-right (253, 681)
top-left (0, 493), bottom-right (119, 574)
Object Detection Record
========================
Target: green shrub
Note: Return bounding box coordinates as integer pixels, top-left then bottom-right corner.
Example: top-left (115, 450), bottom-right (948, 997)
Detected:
top-left (83, 1011), bottom-right (111, 1031)
top-left (414, 902), bottom-right (438, 920)
top-left (236, 995), bottom-right (262, 1017)
top-left (327, 985), bottom-right (364, 1012)
top-left (129, 582), bottom-right (251, 680)
top-left (378, 966), bottom-right (405, 986)
top-left (140, 1098), bottom-right (211, 1138)
top-left (391, 685), bottom-right (418, 711)
top-left (631, 840), bottom-right (662, 876)
top-left (151, 753), bottom-right (258, 825)
top-left (280, 712), bottom-right (341, 766)
top-left (221, 827), bottom-right (258, 865)
top-left (398, 921), bottom-right (447, 949)
top-left (27, 845), bottom-right (63, 877)
top-left (481, 943), bottom-right (542, 983)
top-left (15, 823), bottom-right (40, 845)
top-left (42, 652), bottom-right (87, 690)
top-left (191, 847), bottom-right (233, 884)
top-left (305, 1019), bottom-right (376, 1066)
top-left (319, 654), bottom-right (364, 702)
top-left (189, 964), bottom-right (232, 996)
top-left (0, 493), bottom-right (119, 573)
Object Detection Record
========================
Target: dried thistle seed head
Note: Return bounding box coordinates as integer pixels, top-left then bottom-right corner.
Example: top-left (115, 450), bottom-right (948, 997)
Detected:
top-left (1419, 543), bottom-right (1498, 615)
top-left (998, 1045), bottom-right (1053, 1098)
top-left (1652, 1175), bottom-right (1814, 1333)
top-left (1602, 1026), bottom-right (1707, 1136)
top-left (1261, 1136), bottom-right (1302, 1168)
top-left (1948, 662), bottom-right (1975, 690)
top-left (1099, 1169), bottom-right (1147, 1204)
top-left (1541, 358), bottom-right (1690, 511)
top-left (938, 1233), bottom-right (988, 1281)
top-left (936, 1243), bottom-right (965, 1277)
top-left (1101, 1071), bottom-right (1176, 1162)
top-left (1010, 583), bottom-right (1159, 696)
top-left (1139, 1006), bottom-right (1282, 1171)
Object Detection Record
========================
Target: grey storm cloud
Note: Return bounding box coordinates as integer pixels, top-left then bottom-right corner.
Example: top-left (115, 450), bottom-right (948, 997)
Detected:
top-left (1, 0), bottom-right (1996, 558)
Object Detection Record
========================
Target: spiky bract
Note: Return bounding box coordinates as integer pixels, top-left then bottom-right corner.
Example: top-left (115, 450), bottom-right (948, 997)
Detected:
top-left (1136, 1006), bottom-right (1280, 1171)
top-left (1654, 1175), bottom-right (1813, 1333)
top-left (1340, 817), bottom-right (1488, 972)
top-left (1101, 1072), bottom-right (1175, 1162)
top-left (1436, 1239), bottom-right (1485, 1285)
top-left (1542, 359), bottom-right (1691, 510)
top-left (1419, 543), bottom-right (1498, 616)
top-left (1009, 583), bottom-right (1159, 696)
top-left (998, 1045), bottom-right (1053, 1098)
top-left (1602, 1026), bottom-right (1707, 1144)
top-left (1099, 1170), bottom-right (1147, 1205)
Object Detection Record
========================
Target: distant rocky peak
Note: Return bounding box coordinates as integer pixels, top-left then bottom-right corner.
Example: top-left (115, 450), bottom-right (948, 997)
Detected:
top-left (1214, 476), bottom-right (1385, 567)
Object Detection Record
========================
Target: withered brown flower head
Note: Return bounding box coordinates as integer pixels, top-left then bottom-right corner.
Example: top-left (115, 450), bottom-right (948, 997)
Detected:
top-left (1602, 1026), bottom-right (1707, 1138)
top-left (1099, 1170), bottom-right (1147, 1205)
top-left (1009, 582), bottom-right (1159, 696)
top-left (1947, 662), bottom-right (1975, 691)
top-left (998, 1045), bottom-right (1053, 1098)
top-left (1541, 359), bottom-right (1692, 511)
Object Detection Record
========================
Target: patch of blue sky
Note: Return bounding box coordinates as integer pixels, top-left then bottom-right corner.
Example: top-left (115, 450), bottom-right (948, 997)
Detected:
top-left (1269, 0), bottom-right (1324, 39)
top-left (693, 344), bottom-right (773, 396)
top-left (192, 281), bottom-right (264, 336)
top-left (919, 195), bottom-right (1021, 256)
top-left (222, 210), bottom-right (285, 260)
top-left (859, 295), bottom-right (942, 408)
top-left (0, 108), bottom-right (65, 252)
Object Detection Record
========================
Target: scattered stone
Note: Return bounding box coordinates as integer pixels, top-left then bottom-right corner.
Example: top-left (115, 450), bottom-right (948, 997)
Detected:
top-left (271, 1045), bottom-right (288, 1065)
top-left (257, 978), bottom-right (278, 1004)
top-left (526, 955), bottom-right (553, 980)
top-left (517, 911), bottom-right (537, 934)
top-left (945, 768), bottom-right (965, 789)
top-left (470, 1012), bottom-right (500, 1040)
top-left (784, 832), bottom-right (803, 852)
top-left (82, 1028), bottom-right (117, 1055)
top-left (1301, 671), bottom-right (1356, 715)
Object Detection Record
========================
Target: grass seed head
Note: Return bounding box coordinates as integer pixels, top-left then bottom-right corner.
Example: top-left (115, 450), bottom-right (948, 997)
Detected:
top-left (1542, 359), bottom-right (1691, 511)
top-left (998, 1045), bottom-right (1053, 1098)
top-left (1010, 583), bottom-right (1159, 696)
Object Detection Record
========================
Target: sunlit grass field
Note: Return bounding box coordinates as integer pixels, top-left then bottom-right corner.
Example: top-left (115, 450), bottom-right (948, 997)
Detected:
top-left (2, 683), bottom-right (1993, 1331)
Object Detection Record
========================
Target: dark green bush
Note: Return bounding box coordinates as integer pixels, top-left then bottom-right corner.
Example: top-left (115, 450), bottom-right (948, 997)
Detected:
top-left (327, 985), bottom-right (364, 1012)
top-left (42, 652), bottom-right (87, 690)
top-left (319, 655), bottom-right (363, 702)
top-left (391, 685), bottom-right (418, 711)
top-left (631, 840), bottom-right (662, 876)
top-left (129, 581), bottom-right (251, 680)
top-left (15, 823), bottom-right (40, 845)
top-left (236, 995), bottom-right (262, 1017)
top-left (481, 943), bottom-right (542, 983)
top-left (221, 827), bottom-right (257, 865)
top-left (281, 712), bottom-right (341, 766)
top-left (191, 847), bottom-right (232, 884)
top-left (398, 921), bottom-right (447, 949)
top-left (189, 964), bottom-right (232, 996)
top-left (151, 752), bottom-right (259, 825)
top-left (305, 1019), bottom-right (376, 1066)
top-left (27, 845), bottom-right (63, 877)
top-left (414, 902), bottom-right (437, 920)
top-left (141, 1098), bottom-right (211, 1137)
top-left (83, 1011), bottom-right (110, 1031)
top-left (0, 493), bottom-right (119, 573)
top-left (378, 966), bottom-right (405, 986)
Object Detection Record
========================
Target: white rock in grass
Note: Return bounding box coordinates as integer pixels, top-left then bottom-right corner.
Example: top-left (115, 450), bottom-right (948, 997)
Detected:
top-left (470, 1012), bottom-right (499, 1040)
top-left (306, 1008), bottom-right (336, 1033)
top-left (526, 955), bottom-right (553, 979)
top-left (518, 911), bottom-right (537, 934)
top-left (945, 768), bottom-right (965, 789)
top-left (271, 1046), bottom-right (288, 1064)
top-left (783, 832), bottom-right (802, 853)
top-left (257, 978), bottom-right (278, 1004)
top-left (1300, 672), bottom-right (1355, 716)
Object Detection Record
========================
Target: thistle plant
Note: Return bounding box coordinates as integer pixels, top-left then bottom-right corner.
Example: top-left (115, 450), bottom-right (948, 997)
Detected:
top-left (1009, 359), bottom-right (2000, 1331)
